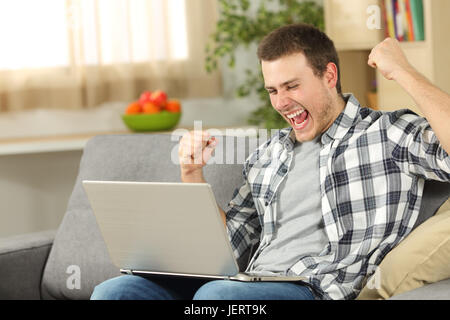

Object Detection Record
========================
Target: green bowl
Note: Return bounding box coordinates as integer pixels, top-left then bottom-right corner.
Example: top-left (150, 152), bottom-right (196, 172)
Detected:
top-left (122, 111), bottom-right (181, 132)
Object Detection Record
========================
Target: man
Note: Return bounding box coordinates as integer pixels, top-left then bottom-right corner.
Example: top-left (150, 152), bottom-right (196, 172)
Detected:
top-left (91, 24), bottom-right (450, 300)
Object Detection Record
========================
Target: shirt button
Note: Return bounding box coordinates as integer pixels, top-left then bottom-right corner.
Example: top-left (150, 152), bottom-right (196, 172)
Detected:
top-left (265, 201), bottom-right (269, 206)
top-left (284, 143), bottom-right (292, 151)
top-left (281, 168), bottom-right (288, 174)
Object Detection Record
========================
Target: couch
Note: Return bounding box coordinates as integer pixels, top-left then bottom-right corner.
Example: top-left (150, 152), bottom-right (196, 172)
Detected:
top-left (0, 133), bottom-right (449, 300)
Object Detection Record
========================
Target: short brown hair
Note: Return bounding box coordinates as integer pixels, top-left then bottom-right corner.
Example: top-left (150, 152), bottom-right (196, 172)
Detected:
top-left (257, 23), bottom-right (342, 95)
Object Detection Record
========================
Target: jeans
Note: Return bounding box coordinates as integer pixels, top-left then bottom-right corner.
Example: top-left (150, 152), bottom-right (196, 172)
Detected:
top-left (90, 275), bottom-right (315, 300)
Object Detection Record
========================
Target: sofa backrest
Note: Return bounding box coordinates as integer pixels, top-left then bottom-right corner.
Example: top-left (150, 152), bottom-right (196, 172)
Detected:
top-left (413, 180), bottom-right (450, 229)
top-left (41, 134), bottom-right (254, 300)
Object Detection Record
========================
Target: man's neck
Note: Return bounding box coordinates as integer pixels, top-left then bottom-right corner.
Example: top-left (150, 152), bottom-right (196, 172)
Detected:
top-left (335, 94), bottom-right (347, 114)
top-left (330, 93), bottom-right (347, 123)
top-left (320, 93), bottom-right (347, 136)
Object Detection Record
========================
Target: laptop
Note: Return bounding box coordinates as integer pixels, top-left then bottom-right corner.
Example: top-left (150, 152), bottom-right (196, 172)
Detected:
top-left (82, 180), bottom-right (307, 282)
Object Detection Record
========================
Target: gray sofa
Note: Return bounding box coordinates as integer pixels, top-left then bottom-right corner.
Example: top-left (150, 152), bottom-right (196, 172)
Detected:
top-left (0, 133), bottom-right (449, 300)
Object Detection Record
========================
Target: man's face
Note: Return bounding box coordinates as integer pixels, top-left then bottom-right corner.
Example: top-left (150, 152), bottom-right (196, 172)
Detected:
top-left (262, 52), bottom-right (340, 142)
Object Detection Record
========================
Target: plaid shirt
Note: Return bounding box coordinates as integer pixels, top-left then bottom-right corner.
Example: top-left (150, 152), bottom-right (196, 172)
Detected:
top-left (225, 94), bottom-right (450, 300)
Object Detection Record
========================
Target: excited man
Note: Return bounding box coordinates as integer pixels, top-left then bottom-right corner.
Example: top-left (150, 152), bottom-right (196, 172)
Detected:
top-left (92, 23), bottom-right (450, 300)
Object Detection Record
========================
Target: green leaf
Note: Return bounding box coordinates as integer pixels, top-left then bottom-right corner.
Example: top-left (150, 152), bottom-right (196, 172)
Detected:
top-left (206, 0), bottom-right (324, 128)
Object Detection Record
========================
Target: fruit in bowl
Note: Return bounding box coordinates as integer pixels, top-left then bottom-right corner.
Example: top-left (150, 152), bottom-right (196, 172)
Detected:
top-left (122, 90), bottom-right (182, 132)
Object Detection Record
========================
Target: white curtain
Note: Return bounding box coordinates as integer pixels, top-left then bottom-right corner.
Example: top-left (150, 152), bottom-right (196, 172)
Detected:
top-left (0, 0), bottom-right (222, 112)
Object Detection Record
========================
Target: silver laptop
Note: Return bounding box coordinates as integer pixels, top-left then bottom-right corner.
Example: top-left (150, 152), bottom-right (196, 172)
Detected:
top-left (82, 180), bottom-right (306, 282)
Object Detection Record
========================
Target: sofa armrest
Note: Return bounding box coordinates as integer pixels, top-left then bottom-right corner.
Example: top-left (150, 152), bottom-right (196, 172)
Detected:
top-left (0, 230), bottom-right (56, 299)
top-left (388, 278), bottom-right (450, 300)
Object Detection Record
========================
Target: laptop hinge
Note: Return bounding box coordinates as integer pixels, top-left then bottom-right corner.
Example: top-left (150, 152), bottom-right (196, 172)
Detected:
top-left (120, 269), bottom-right (133, 275)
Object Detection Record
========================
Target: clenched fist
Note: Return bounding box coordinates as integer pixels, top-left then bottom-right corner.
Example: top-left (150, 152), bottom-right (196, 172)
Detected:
top-left (178, 130), bottom-right (217, 183)
top-left (368, 38), bottom-right (415, 81)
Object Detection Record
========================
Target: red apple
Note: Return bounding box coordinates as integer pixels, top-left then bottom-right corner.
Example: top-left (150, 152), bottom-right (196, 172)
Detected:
top-left (150, 90), bottom-right (168, 108)
top-left (139, 91), bottom-right (152, 105)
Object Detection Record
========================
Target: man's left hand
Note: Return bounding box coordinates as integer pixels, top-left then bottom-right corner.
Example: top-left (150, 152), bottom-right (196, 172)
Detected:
top-left (368, 38), bottom-right (415, 81)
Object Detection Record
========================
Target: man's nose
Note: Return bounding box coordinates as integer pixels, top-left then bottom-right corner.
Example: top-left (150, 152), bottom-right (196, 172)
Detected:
top-left (274, 92), bottom-right (290, 112)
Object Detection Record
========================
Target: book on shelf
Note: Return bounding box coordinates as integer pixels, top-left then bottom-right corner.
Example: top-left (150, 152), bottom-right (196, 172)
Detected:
top-left (384, 0), bottom-right (396, 38)
top-left (382, 0), bottom-right (424, 42)
top-left (405, 0), bottom-right (415, 41)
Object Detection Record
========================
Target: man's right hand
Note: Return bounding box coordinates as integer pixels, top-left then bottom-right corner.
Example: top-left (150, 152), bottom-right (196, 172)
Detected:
top-left (178, 130), bottom-right (227, 228)
top-left (178, 130), bottom-right (217, 183)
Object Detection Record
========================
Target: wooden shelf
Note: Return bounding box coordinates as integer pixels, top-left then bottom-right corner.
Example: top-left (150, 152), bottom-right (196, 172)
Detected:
top-left (0, 131), bottom-right (129, 156)
top-left (0, 126), bottom-right (259, 156)
top-left (325, 0), bottom-right (383, 51)
top-left (377, 0), bottom-right (450, 114)
top-left (399, 41), bottom-right (428, 49)
top-left (325, 0), bottom-right (450, 113)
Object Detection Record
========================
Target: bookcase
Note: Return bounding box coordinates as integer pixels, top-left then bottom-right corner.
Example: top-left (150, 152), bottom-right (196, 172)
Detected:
top-left (324, 0), bottom-right (450, 116)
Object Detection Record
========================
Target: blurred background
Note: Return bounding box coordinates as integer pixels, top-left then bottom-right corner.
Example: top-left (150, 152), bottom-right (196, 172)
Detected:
top-left (0, 0), bottom-right (449, 237)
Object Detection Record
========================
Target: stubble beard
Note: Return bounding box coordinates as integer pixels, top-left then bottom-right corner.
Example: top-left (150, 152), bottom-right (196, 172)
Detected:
top-left (294, 93), bottom-right (335, 143)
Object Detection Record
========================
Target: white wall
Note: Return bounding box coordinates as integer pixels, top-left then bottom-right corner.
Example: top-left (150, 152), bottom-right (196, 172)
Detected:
top-left (1, 0), bottom-right (313, 237)
top-left (0, 151), bottom-right (82, 237)
top-left (0, 55), bottom-right (262, 238)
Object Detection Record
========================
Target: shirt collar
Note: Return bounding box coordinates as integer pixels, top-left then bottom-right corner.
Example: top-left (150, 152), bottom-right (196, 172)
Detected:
top-left (278, 127), bottom-right (297, 151)
top-left (321, 93), bottom-right (361, 145)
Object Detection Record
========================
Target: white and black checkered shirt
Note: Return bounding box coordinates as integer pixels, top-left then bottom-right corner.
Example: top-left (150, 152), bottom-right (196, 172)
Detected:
top-left (225, 94), bottom-right (450, 300)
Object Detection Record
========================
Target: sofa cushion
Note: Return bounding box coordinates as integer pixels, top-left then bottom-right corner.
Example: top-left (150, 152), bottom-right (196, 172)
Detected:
top-left (41, 134), bottom-right (253, 300)
top-left (356, 198), bottom-right (450, 300)
top-left (0, 230), bottom-right (55, 299)
top-left (41, 132), bottom-right (449, 300)
top-left (388, 278), bottom-right (450, 300)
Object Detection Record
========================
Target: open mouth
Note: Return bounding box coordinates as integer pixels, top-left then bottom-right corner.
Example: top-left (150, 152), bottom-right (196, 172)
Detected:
top-left (286, 109), bottom-right (309, 130)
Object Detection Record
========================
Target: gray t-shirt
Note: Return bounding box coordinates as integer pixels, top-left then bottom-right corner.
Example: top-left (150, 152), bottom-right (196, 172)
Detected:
top-left (249, 135), bottom-right (329, 275)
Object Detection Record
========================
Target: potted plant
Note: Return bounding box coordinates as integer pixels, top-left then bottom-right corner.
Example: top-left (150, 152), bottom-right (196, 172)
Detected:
top-left (205, 0), bottom-right (324, 129)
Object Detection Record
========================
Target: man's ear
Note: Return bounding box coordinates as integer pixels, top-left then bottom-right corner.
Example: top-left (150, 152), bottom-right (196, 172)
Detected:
top-left (324, 62), bottom-right (339, 90)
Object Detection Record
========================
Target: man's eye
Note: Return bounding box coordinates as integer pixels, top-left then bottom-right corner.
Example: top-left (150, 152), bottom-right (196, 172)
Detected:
top-left (287, 85), bottom-right (299, 90)
top-left (268, 90), bottom-right (276, 95)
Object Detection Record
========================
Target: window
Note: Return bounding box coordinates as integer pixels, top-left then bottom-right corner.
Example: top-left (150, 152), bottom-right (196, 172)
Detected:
top-left (0, 0), bottom-right (220, 112)
top-left (0, 0), bottom-right (69, 69)
top-left (0, 0), bottom-right (189, 70)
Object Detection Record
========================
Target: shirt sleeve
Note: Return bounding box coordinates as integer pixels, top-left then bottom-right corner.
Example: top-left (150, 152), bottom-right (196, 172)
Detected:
top-left (224, 166), bottom-right (261, 261)
top-left (386, 109), bottom-right (450, 181)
